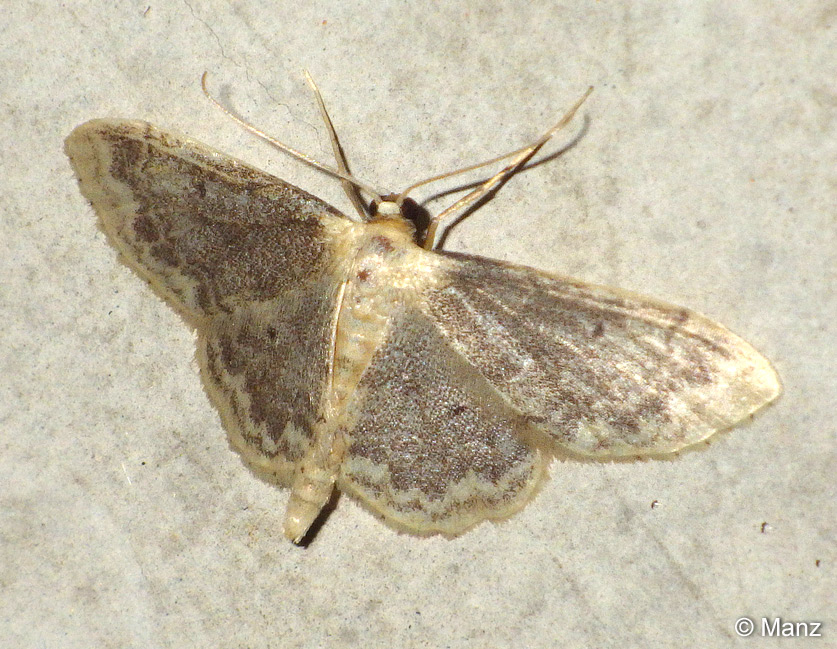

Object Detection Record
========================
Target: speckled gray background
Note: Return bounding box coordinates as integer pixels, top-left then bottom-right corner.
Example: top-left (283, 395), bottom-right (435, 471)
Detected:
top-left (2, 2), bottom-right (834, 648)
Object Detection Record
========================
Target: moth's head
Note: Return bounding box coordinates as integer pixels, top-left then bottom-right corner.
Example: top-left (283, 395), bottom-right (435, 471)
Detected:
top-left (370, 194), bottom-right (429, 245)
top-left (372, 194), bottom-right (402, 220)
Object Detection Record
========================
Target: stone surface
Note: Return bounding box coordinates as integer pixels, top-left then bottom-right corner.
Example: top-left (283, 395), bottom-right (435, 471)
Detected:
top-left (1, 2), bottom-right (833, 647)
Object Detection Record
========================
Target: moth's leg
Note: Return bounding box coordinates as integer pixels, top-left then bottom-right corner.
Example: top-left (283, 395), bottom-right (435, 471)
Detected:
top-left (422, 87), bottom-right (593, 249)
top-left (304, 71), bottom-right (369, 220)
top-left (282, 424), bottom-right (347, 543)
top-left (201, 72), bottom-right (381, 222)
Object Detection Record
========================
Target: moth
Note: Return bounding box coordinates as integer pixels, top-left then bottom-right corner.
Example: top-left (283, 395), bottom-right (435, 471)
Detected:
top-left (65, 80), bottom-right (780, 543)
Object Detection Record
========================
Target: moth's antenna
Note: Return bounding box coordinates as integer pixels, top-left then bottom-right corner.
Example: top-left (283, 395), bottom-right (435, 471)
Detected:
top-left (201, 72), bottom-right (385, 215)
top-left (397, 136), bottom-right (566, 202)
top-left (303, 71), bottom-right (370, 220)
top-left (421, 86), bottom-right (593, 250)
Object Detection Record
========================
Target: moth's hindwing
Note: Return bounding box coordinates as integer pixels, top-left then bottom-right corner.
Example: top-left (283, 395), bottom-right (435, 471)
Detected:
top-left (199, 284), bottom-right (343, 484)
top-left (338, 304), bottom-right (546, 536)
top-left (421, 252), bottom-right (781, 458)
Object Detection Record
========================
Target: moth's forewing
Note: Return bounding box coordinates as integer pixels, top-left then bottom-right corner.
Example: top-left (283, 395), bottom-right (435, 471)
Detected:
top-left (337, 304), bottom-right (546, 536)
top-left (64, 119), bottom-right (346, 319)
top-left (421, 252), bottom-right (781, 458)
top-left (65, 119), bottom-right (350, 483)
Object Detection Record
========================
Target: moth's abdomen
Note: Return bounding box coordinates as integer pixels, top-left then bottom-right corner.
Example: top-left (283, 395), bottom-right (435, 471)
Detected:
top-left (331, 231), bottom-right (411, 409)
top-left (333, 290), bottom-right (390, 407)
top-left (282, 224), bottom-right (424, 541)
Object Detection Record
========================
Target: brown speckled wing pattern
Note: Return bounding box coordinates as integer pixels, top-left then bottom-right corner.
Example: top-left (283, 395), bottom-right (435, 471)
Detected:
top-left (338, 306), bottom-right (545, 535)
top-left (422, 252), bottom-right (780, 458)
top-left (66, 119), bottom-right (780, 540)
top-left (200, 284), bottom-right (341, 483)
top-left (65, 120), bottom-right (345, 483)
top-left (66, 120), bottom-right (344, 317)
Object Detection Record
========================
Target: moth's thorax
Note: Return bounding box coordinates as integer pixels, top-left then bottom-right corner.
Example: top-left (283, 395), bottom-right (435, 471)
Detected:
top-left (327, 217), bottom-right (430, 411)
